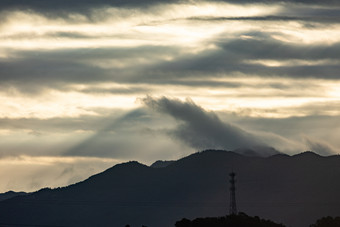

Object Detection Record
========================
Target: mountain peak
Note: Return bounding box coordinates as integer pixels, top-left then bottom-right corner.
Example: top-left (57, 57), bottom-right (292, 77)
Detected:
top-left (233, 146), bottom-right (281, 157)
top-left (293, 151), bottom-right (322, 158)
top-left (1, 149), bottom-right (340, 227)
top-left (121, 160), bottom-right (145, 166)
top-left (183, 149), bottom-right (241, 160)
top-left (102, 160), bottom-right (148, 174)
top-left (0, 191), bottom-right (28, 202)
top-left (150, 160), bottom-right (175, 168)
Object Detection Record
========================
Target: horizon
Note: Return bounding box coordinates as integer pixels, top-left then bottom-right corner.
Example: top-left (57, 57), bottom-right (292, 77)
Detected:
top-left (0, 147), bottom-right (334, 193)
top-left (2, 147), bottom-right (340, 227)
top-left (1, 0), bottom-right (340, 192)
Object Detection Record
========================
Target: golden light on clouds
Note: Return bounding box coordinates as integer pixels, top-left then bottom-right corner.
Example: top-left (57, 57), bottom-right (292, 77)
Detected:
top-left (1, 76), bottom-right (340, 119)
top-left (1, 0), bottom-right (340, 192)
top-left (0, 3), bottom-right (280, 52)
top-left (0, 155), bottom-right (120, 166)
top-left (245, 59), bottom-right (340, 67)
top-left (0, 90), bottom-right (137, 118)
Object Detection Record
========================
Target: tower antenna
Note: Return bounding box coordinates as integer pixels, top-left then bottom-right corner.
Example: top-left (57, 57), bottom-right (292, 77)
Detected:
top-left (229, 171), bottom-right (237, 215)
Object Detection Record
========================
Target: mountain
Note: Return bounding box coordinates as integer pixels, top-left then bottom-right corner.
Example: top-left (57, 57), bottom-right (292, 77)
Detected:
top-left (233, 146), bottom-right (280, 157)
top-left (0, 150), bottom-right (340, 227)
top-left (0, 191), bottom-right (28, 202)
top-left (150, 160), bottom-right (175, 168)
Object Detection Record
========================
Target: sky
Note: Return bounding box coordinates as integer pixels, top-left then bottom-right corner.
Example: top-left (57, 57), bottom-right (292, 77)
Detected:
top-left (0, 0), bottom-right (340, 192)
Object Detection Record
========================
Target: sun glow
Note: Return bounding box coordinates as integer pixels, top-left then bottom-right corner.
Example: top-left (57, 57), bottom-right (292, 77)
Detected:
top-left (0, 3), bottom-right (280, 52)
top-left (0, 155), bottom-right (120, 166)
top-left (0, 89), bottom-right (137, 119)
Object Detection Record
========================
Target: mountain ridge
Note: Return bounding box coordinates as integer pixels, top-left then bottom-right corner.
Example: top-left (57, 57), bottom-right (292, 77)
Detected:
top-left (0, 149), bottom-right (339, 227)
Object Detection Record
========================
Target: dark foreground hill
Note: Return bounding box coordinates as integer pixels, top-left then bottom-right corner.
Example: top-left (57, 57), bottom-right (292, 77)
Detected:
top-left (175, 212), bottom-right (285, 227)
top-left (0, 150), bottom-right (340, 227)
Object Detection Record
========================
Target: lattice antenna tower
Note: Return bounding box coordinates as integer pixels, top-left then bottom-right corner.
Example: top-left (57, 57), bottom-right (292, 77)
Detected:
top-left (229, 172), bottom-right (237, 215)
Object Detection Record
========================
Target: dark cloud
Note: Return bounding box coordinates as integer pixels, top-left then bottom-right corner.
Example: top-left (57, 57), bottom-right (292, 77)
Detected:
top-left (1, 15), bottom-right (340, 94)
top-left (187, 15), bottom-right (340, 24)
top-left (0, 0), bottom-right (339, 15)
top-left (0, 0), bottom-right (181, 15)
top-left (218, 0), bottom-right (340, 5)
top-left (142, 96), bottom-right (263, 150)
top-left (148, 33), bottom-right (340, 80)
top-left (0, 46), bottom-right (179, 93)
top-left (226, 113), bottom-right (340, 136)
top-left (0, 57), bottom-right (108, 92)
top-left (219, 35), bottom-right (340, 60)
top-left (278, 5), bottom-right (340, 18)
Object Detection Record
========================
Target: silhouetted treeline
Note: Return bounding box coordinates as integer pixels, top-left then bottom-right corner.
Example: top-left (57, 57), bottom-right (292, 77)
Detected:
top-left (175, 212), bottom-right (285, 227)
top-left (125, 225), bottom-right (149, 227)
top-left (310, 216), bottom-right (340, 227)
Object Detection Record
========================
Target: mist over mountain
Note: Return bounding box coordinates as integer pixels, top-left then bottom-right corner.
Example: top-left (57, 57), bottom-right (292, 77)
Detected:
top-left (0, 149), bottom-right (339, 227)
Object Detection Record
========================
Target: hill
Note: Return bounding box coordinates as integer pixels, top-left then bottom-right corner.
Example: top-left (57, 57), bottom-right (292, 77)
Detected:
top-left (175, 212), bottom-right (285, 227)
top-left (0, 150), bottom-right (340, 226)
top-left (0, 191), bottom-right (28, 202)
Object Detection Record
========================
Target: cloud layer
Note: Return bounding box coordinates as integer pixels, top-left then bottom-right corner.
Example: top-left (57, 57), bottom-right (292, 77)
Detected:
top-left (0, 0), bottom-right (340, 192)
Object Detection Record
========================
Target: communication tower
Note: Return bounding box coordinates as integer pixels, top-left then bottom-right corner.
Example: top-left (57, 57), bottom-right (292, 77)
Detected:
top-left (229, 172), bottom-right (237, 215)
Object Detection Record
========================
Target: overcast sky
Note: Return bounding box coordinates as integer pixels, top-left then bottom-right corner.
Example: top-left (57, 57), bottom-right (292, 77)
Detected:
top-left (1, 0), bottom-right (340, 192)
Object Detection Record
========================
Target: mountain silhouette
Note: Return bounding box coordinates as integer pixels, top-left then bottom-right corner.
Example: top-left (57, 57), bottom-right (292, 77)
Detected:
top-left (0, 191), bottom-right (28, 202)
top-left (0, 150), bottom-right (339, 227)
top-left (150, 160), bottom-right (175, 168)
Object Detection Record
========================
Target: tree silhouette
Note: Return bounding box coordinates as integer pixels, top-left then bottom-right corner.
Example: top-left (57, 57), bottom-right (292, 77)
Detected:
top-left (175, 212), bottom-right (285, 227)
top-left (310, 216), bottom-right (340, 227)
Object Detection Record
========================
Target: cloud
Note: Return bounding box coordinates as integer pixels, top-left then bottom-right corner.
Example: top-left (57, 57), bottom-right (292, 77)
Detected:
top-left (142, 96), bottom-right (264, 150)
top-left (0, 57), bottom-right (108, 94)
top-left (0, 0), bottom-right (340, 194)
top-left (304, 137), bottom-right (338, 156)
top-left (219, 0), bottom-right (340, 5)
top-left (0, 0), bottom-right (339, 16)
top-left (3, 39), bottom-right (340, 96)
top-left (224, 113), bottom-right (340, 155)
top-left (0, 44), bottom-right (182, 94)
top-left (4, 96), bottom-right (339, 159)
top-left (1, 2), bottom-right (340, 97)
top-left (60, 108), bottom-right (191, 161)
top-left (0, 155), bottom-right (119, 192)
top-left (0, 107), bottom-right (192, 163)
top-left (1, 95), bottom-right (339, 193)
top-left (0, 0), bottom-right (182, 15)
top-left (141, 96), bottom-right (340, 155)
top-left (150, 32), bottom-right (340, 80)
top-left (0, 114), bottom-right (122, 133)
